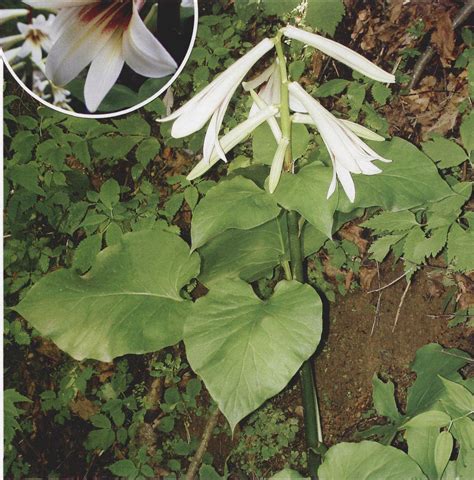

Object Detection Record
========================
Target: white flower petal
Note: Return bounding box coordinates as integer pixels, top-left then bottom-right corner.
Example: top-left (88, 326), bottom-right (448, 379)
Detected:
top-left (45, 4), bottom-right (118, 85)
top-left (84, 31), bottom-right (124, 113)
top-left (283, 25), bottom-right (395, 84)
top-left (122, 3), bottom-right (177, 78)
top-left (0, 9), bottom-right (28, 25)
top-left (269, 137), bottom-right (289, 193)
top-left (335, 164), bottom-right (356, 202)
top-left (327, 164), bottom-right (338, 199)
top-left (167, 38), bottom-right (275, 138)
top-left (339, 119), bottom-right (385, 141)
top-left (187, 105), bottom-right (278, 180)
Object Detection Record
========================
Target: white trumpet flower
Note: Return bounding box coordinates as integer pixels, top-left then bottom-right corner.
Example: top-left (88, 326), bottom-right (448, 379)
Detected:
top-left (159, 38), bottom-right (275, 164)
top-left (0, 9), bottom-right (28, 25)
top-left (187, 105), bottom-right (278, 181)
top-left (289, 82), bottom-right (390, 203)
top-left (283, 25), bottom-right (395, 84)
top-left (24, 0), bottom-right (178, 113)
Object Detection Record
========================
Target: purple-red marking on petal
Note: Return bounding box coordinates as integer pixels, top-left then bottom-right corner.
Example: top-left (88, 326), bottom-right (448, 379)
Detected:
top-left (79, 1), bottom-right (132, 32)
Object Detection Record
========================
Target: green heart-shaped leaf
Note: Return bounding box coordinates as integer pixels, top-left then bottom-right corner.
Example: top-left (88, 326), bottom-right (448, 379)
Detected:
top-left (184, 279), bottom-right (322, 431)
top-left (191, 176), bottom-right (281, 250)
top-left (16, 230), bottom-right (200, 361)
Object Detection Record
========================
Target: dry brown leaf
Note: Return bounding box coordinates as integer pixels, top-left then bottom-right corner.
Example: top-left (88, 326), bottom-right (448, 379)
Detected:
top-left (360, 267), bottom-right (377, 291)
top-left (70, 395), bottom-right (99, 421)
top-left (389, 0), bottom-right (404, 23)
top-left (339, 224), bottom-right (369, 254)
top-left (36, 338), bottom-right (62, 362)
top-left (431, 11), bottom-right (455, 66)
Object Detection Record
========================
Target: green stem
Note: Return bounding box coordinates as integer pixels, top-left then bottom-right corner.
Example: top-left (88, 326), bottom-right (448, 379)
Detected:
top-left (287, 211), bottom-right (322, 478)
top-left (275, 33), bottom-right (293, 171)
top-left (275, 33), bottom-right (322, 478)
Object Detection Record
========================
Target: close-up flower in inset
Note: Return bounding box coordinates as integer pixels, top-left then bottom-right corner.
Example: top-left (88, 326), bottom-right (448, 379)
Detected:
top-left (23, 0), bottom-right (178, 112)
top-left (159, 38), bottom-right (275, 164)
top-left (289, 81), bottom-right (391, 203)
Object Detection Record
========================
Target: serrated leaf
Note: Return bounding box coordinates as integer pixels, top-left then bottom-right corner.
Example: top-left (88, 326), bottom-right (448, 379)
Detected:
top-left (191, 176), bottom-right (280, 250)
top-left (422, 137), bottom-right (468, 169)
top-left (261, 0), bottom-right (300, 16)
top-left (372, 375), bottom-right (401, 422)
top-left (198, 218), bottom-right (288, 287)
top-left (403, 226), bottom-right (429, 266)
top-left (272, 164), bottom-right (337, 238)
top-left (135, 138), bottom-right (160, 167)
top-left (184, 279), bottom-right (322, 431)
top-left (16, 230), bottom-right (200, 361)
top-left (318, 441), bottom-right (426, 480)
top-left (447, 224), bottom-right (474, 272)
top-left (368, 233), bottom-right (406, 262)
top-left (8, 164), bottom-right (45, 195)
top-left (112, 114), bottom-right (150, 137)
top-left (306, 0), bottom-right (345, 36)
top-left (92, 135), bottom-right (140, 160)
top-left (362, 210), bottom-right (418, 233)
top-left (337, 138), bottom-right (453, 213)
top-left (371, 82), bottom-right (392, 105)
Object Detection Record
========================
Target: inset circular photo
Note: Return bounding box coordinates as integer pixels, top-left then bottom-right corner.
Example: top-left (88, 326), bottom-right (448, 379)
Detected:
top-left (0, 0), bottom-right (197, 117)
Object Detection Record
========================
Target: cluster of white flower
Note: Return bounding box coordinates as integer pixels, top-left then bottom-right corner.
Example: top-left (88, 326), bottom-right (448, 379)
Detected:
top-left (1, 1), bottom-right (180, 113)
top-left (160, 25), bottom-right (396, 203)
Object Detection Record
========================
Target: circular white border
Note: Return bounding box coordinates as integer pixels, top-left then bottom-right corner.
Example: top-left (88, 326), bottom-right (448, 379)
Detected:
top-left (0, 0), bottom-right (199, 119)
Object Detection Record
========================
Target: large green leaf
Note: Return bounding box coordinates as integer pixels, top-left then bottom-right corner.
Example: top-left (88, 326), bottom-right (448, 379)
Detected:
top-left (184, 279), bottom-right (322, 431)
top-left (199, 218), bottom-right (288, 287)
top-left (16, 230), bottom-right (200, 362)
top-left (272, 164), bottom-right (337, 238)
top-left (337, 138), bottom-right (453, 212)
top-left (406, 344), bottom-right (471, 416)
top-left (318, 441), bottom-right (426, 480)
top-left (191, 176), bottom-right (281, 250)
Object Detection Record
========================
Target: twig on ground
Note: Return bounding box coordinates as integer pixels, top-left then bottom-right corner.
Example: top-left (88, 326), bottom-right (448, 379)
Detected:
top-left (392, 280), bottom-right (411, 332)
top-left (367, 267), bottom-right (414, 293)
top-left (370, 262), bottom-right (383, 336)
top-left (408, 0), bottom-right (474, 90)
top-left (185, 407), bottom-right (220, 480)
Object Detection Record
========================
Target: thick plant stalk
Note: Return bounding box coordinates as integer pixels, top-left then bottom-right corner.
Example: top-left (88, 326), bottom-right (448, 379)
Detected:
top-left (287, 211), bottom-right (322, 478)
top-left (276, 35), bottom-right (322, 478)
